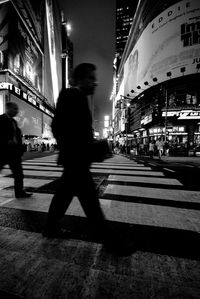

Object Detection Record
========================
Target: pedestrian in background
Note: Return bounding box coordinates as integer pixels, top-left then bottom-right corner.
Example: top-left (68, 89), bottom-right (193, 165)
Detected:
top-left (43, 63), bottom-right (113, 246)
top-left (156, 138), bottom-right (164, 159)
top-left (149, 140), bottom-right (155, 159)
top-left (0, 102), bottom-right (32, 198)
top-left (164, 139), bottom-right (169, 156)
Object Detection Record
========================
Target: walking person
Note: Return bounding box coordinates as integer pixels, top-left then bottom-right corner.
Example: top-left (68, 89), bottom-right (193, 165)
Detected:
top-left (149, 140), bottom-right (155, 159)
top-left (164, 139), bottom-right (169, 156)
top-left (156, 138), bottom-right (164, 159)
top-left (0, 102), bottom-right (32, 198)
top-left (43, 64), bottom-right (113, 243)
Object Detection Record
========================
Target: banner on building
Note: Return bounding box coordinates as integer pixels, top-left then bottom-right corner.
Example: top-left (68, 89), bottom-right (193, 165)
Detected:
top-left (8, 4), bottom-right (43, 93)
top-left (124, 0), bottom-right (200, 96)
top-left (11, 0), bottom-right (44, 48)
top-left (0, 2), bottom-right (9, 69)
top-left (12, 95), bottom-right (42, 136)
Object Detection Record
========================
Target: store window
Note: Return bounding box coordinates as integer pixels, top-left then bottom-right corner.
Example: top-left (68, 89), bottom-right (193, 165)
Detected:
top-left (0, 94), bottom-right (4, 115)
top-left (186, 93), bottom-right (197, 105)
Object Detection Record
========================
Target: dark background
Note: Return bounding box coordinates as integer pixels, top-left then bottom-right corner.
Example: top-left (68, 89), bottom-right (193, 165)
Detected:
top-left (58, 0), bottom-right (116, 129)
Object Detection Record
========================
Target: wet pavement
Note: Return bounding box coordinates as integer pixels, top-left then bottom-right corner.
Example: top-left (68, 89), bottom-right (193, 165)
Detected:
top-left (0, 153), bottom-right (200, 298)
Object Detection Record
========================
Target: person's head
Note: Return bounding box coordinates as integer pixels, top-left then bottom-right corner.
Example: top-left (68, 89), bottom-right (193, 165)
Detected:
top-left (72, 63), bottom-right (97, 95)
top-left (5, 102), bottom-right (19, 117)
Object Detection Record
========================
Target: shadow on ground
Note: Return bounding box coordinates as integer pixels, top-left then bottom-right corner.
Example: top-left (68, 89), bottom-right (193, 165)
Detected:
top-left (0, 207), bottom-right (199, 260)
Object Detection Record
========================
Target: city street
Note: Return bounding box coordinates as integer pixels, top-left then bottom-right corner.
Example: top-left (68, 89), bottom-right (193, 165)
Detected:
top-left (0, 153), bottom-right (200, 298)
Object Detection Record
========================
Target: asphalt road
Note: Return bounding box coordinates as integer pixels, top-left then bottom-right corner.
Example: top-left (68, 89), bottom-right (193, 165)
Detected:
top-left (0, 153), bottom-right (200, 298)
top-left (130, 154), bottom-right (200, 191)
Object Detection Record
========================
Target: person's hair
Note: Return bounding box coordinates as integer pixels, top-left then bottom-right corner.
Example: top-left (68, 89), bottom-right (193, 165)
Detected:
top-left (72, 63), bottom-right (96, 85)
top-left (6, 102), bottom-right (18, 109)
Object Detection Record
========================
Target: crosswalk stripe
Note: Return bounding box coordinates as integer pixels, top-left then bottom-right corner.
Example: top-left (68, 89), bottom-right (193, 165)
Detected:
top-left (1, 154), bottom-right (200, 234)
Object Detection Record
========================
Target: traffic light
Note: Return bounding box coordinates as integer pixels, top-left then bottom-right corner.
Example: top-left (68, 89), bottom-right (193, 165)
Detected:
top-left (153, 103), bottom-right (162, 122)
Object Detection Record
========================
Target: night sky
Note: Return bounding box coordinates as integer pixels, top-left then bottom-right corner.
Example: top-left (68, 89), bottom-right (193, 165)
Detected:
top-left (57, 0), bottom-right (116, 127)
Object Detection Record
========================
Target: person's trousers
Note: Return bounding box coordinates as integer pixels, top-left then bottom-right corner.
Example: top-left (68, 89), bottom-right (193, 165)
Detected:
top-left (0, 155), bottom-right (24, 196)
top-left (46, 167), bottom-right (107, 235)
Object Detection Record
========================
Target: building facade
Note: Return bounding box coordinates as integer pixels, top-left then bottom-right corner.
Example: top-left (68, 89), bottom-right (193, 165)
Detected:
top-left (0, 0), bottom-right (65, 145)
top-left (113, 0), bottom-right (200, 156)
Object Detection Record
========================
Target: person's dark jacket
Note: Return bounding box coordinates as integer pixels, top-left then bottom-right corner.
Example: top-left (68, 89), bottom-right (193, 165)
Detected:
top-left (0, 113), bottom-right (24, 163)
top-left (51, 88), bottom-right (94, 168)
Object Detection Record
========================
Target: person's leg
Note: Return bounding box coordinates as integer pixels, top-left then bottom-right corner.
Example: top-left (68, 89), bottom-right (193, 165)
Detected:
top-left (76, 169), bottom-right (109, 239)
top-left (44, 169), bottom-right (73, 234)
top-left (9, 156), bottom-right (24, 196)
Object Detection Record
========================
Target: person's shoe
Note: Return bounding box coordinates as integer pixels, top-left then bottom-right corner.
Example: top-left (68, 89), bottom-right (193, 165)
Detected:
top-left (15, 192), bottom-right (33, 198)
top-left (42, 227), bottom-right (70, 239)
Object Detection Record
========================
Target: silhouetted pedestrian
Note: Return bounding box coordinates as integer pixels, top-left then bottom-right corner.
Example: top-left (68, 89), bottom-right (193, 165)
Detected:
top-left (0, 102), bottom-right (32, 198)
top-left (43, 63), bottom-right (112, 244)
top-left (156, 138), bottom-right (164, 159)
top-left (149, 140), bottom-right (155, 159)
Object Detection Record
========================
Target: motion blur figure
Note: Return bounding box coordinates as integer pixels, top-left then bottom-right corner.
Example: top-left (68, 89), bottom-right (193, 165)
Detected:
top-left (43, 63), bottom-right (109, 240)
top-left (0, 102), bottom-right (32, 198)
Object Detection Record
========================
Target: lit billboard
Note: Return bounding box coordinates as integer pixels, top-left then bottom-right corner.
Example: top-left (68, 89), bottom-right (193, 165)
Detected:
top-left (124, 0), bottom-right (200, 97)
top-left (45, 0), bottom-right (60, 105)
top-left (11, 96), bottom-right (42, 136)
top-left (43, 113), bottom-right (53, 138)
top-left (8, 4), bottom-right (43, 93)
top-left (11, 0), bottom-right (44, 48)
top-left (0, 2), bottom-right (8, 69)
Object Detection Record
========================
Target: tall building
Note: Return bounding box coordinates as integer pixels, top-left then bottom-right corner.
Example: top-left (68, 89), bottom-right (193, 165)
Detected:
top-left (116, 0), bottom-right (139, 68)
top-left (0, 0), bottom-right (65, 143)
top-left (113, 0), bottom-right (200, 156)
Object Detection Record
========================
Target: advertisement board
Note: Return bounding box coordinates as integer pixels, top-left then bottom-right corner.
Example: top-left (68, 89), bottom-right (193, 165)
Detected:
top-left (0, 2), bottom-right (8, 69)
top-left (43, 112), bottom-right (53, 138)
top-left (8, 5), bottom-right (43, 93)
top-left (11, 96), bottom-right (42, 136)
top-left (124, 0), bottom-right (200, 97)
top-left (45, 0), bottom-right (60, 105)
top-left (11, 0), bottom-right (44, 47)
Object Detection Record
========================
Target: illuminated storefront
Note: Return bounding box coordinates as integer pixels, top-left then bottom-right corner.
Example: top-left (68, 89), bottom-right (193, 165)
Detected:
top-left (0, 81), bottom-right (54, 138)
top-left (0, 0), bottom-right (62, 139)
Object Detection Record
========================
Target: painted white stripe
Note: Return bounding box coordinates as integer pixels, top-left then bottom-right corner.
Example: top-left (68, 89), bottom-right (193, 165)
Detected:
top-left (91, 165), bottom-right (151, 170)
top-left (163, 168), bottom-right (175, 173)
top-left (91, 168), bottom-right (164, 176)
top-left (108, 175), bottom-right (182, 186)
top-left (0, 198), bottom-right (15, 206)
top-left (105, 184), bottom-right (200, 202)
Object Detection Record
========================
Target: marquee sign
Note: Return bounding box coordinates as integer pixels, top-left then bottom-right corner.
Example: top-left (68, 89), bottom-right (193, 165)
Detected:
top-left (0, 82), bottom-right (53, 117)
top-left (123, 0), bottom-right (200, 97)
top-left (162, 109), bottom-right (200, 119)
top-left (141, 114), bottom-right (153, 125)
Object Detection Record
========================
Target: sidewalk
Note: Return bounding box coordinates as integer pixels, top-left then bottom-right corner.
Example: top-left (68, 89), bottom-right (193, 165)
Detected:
top-left (126, 153), bottom-right (200, 166)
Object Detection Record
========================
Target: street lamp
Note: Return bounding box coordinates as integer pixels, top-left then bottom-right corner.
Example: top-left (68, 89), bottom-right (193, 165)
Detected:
top-left (65, 22), bottom-right (72, 35)
top-left (125, 102), bottom-right (131, 154)
top-left (61, 16), bottom-right (72, 89)
top-left (164, 72), bottom-right (172, 141)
